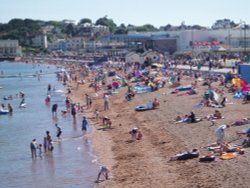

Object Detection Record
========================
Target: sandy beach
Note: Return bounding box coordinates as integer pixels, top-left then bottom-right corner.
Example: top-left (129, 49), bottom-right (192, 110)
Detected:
top-left (57, 62), bottom-right (249, 188)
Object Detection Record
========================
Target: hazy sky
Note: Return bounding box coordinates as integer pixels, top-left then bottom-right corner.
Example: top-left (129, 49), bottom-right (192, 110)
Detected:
top-left (1, 0), bottom-right (249, 27)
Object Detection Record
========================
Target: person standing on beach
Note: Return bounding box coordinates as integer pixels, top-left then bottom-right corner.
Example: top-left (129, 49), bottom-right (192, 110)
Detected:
top-left (96, 166), bottom-right (109, 183)
top-left (216, 124), bottom-right (230, 145)
top-left (209, 61), bottom-right (213, 71)
top-left (30, 139), bottom-right (38, 158)
top-left (95, 109), bottom-right (100, 120)
top-left (82, 116), bottom-right (89, 133)
top-left (103, 94), bottom-right (109, 111)
top-left (85, 94), bottom-right (90, 108)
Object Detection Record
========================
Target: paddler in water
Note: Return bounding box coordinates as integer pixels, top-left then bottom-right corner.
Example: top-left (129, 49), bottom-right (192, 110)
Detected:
top-left (19, 98), bottom-right (25, 108)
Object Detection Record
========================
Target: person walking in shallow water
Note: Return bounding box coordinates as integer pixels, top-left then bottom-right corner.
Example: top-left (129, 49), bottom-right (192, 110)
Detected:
top-left (82, 116), bottom-right (89, 133)
top-left (30, 139), bottom-right (38, 158)
top-left (44, 131), bottom-right (53, 152)
top-left (52, 104), bottom-right (58, 117)
top-left (55, 124), bottom-right (62, 140)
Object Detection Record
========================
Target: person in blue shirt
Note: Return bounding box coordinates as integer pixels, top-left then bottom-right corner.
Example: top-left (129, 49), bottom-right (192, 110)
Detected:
top-left (82, 116), bottom-right (89, 132)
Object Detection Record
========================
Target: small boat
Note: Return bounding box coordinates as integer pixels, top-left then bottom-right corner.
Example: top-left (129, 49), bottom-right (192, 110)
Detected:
top-left (0, 110), bottom-right (9, 115)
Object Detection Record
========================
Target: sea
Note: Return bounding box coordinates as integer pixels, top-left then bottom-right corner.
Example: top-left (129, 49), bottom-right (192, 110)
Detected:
top-left (0, 61), bottom-right (99, 188)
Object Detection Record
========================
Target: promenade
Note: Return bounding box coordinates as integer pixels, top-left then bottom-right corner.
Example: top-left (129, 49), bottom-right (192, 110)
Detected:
top-left (177, 64), bottom-right (234, 74)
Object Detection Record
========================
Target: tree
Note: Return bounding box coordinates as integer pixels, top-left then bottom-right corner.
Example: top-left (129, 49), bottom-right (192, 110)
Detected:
top-left (79, 18), bottom-right (92, 25)
top-left (46, 20), bottom-right (63, 28)
top-left (164, 24), bottom-right (172, 31)
top-left (63, 23), bottom-right (76, 36)
top-left (191, 25), bottom-right (205, 30)
top-left (24, 19), bottom-right (41, 33)
top-left (136, 24), bottom-right (158, 32)
top-left (8, 19), bottom-right (25, 30)
top-left (114, 24), bottom-right (128, 34)
top-left (95, 17), bottom-right (117, 32)
top-left (212, 19), bottom-right (236, 29)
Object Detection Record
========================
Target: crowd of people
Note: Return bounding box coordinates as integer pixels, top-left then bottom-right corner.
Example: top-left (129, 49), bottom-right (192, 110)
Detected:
top-left (23, 53), bottom-right (250, 185)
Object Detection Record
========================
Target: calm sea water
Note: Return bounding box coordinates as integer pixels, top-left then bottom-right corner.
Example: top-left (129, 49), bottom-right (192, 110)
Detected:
top-left (0, 61), bottom-right (98, 188)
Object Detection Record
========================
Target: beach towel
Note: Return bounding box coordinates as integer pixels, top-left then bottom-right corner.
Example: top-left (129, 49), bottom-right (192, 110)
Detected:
top-left (220, 152), bottom-right (237, 160)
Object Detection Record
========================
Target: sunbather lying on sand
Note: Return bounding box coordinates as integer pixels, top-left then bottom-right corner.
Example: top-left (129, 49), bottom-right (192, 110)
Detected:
top-left (236, 127), bottom-right (250, 136)
top-left (242, 135), bottom-right (250, 148)
top-left (206, 110), bottom-right (223, 121)
top-left (176, 88), bottom-right (198, 96)
top-left (217, 143), bottom-right (242, 154)
top-left (175, 115), bottom-right (189, 123)
top-left (170, 149), bottom-right (199, 161)
top-left (231, 118), bottom-right (250, 126)
top-left (175, 112), bottom-right (202, 124)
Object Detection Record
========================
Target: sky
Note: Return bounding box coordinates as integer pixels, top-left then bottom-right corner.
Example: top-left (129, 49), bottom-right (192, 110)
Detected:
top-left (1, 0), bottom-right (250, 27)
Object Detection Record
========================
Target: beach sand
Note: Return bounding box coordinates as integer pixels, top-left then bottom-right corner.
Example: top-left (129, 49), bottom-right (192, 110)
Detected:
top-left (63, 65), bottom-right (250, 188)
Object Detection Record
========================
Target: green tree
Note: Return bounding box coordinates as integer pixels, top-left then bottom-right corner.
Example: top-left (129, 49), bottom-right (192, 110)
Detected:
top-left (95, 16), bottom-right (117, 32)
top-left (64, 23), bottom-right (76, 36)
top-left (24, 19), bottom-right (41, 33)
top-left (8, 19), bottom-right (25, 30)
top-left (136, 24), bottom-right (157, 32)
top-left (79, 18), bottom-right (92, 25)
top-left (114, 23), bottom-right (128, 34)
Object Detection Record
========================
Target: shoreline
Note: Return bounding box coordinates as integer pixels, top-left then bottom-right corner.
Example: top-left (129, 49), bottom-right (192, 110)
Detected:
top-left (65, 74), bottom-right (116, 184)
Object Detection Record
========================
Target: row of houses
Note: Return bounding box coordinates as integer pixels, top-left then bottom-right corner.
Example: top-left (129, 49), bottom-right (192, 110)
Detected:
top-left (0, 40), bottom-right (22, 57)
top-left (46, 28), bottom-right (250, 56)
top-left (1, 28), bottom-right (250, 57)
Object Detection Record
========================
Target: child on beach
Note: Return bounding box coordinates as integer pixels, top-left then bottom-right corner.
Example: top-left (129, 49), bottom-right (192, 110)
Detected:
top-left (96, 166), bottom-right (109, 183)
top-left (37, 144), bottom-right (42, 157)
top-left (95, 109), bottom-right (100, 120)
top-left (129, 128), bottom-right (138, 141)
top-left (137, 131), bottom-right (143, 140)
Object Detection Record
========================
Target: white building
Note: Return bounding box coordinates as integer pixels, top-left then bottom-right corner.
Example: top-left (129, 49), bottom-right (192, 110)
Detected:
top-left (47, 39), bottom-right (67, 51)
top-left (66, 37), bottom-right (85, 51)
top-left (125, 50), bottom-right (160, 64)
top-left (31, 34), bottom-right (48, 49)
top-left (48, 37), bottom-right (85, 52)
top-left (172, 29), bottom-right (250, 53)
top-left (78, 23), bottom-right (110, 37)
top-left (109, 29), bottom-right (250, 54)
top-left (0, 40), bottom-right (22, 56)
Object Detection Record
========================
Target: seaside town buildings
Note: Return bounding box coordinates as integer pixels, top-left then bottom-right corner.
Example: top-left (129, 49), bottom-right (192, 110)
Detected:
top-left (0, 40), bottom-right (22, 57)
top-left (45, 28), bottom-right (250, 58)
top-left (1, 21), bottom-right (249, 59)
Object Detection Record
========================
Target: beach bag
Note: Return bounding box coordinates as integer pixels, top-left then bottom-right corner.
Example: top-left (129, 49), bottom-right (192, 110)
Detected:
top-left (199, 156), bottom-right (215, 162)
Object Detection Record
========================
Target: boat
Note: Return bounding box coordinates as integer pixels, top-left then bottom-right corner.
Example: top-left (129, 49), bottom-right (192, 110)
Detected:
top-left (0, 110), bottom-right (9, 115)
